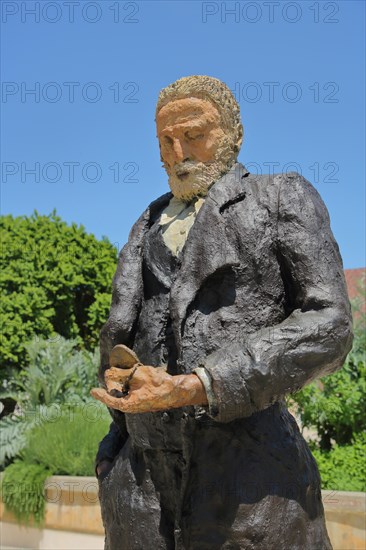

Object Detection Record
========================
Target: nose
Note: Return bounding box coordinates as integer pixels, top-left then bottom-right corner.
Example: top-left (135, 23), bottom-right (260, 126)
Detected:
top-left (172, 138), bottom-right (188, 164)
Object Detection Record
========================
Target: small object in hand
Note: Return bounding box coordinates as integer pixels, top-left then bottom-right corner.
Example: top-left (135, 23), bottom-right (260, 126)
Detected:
top-left (106, 344), bottom-right (141, 398)
top-left (109, 344), bottom-right (140, 369)
top-left (108, 366), bottom-right (138, 398)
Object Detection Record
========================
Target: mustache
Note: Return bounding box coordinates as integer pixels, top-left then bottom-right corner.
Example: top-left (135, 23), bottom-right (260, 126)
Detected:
top-left (173, 160), bottom-right (206, 178)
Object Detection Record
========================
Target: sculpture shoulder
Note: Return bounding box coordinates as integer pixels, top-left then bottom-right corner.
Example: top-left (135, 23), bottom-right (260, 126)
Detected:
top-left (274, 171), bottom-right (330, 223)
top-left (251, 170), bottom-right (316, 192)
top-left (249, 171), bottom-right (329, 221)
top-left (252, 170), bottom-right (318, 191)
top-left (126, 191), bottom-right (172, 243)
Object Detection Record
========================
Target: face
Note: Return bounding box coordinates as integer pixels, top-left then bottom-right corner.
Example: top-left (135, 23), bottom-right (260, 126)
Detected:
top-left (156, 98), bottom-right (236, 202)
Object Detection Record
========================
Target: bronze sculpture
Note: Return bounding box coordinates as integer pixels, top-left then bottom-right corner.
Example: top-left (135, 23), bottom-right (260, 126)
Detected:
top-left (91, 76), bottom-right (353, 549)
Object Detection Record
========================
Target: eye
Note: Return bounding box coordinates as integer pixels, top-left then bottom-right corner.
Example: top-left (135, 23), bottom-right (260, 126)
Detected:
top-left (185, 131), bottom-right (204, 141)
top-left (162, 136), bottom-right (173, 147)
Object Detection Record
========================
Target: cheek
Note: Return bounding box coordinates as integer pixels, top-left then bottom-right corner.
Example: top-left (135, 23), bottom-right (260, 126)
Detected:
top-left (159, 143), bottom-right (173, 164)
top-left (194, 129), bottom-right (225, 161)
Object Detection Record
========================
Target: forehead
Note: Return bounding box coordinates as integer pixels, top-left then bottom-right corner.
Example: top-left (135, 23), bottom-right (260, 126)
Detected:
top-left (156, 97), bottom-right (221, 132)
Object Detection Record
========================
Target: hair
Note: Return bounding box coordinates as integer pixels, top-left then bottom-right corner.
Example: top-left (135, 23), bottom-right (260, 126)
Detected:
top-left (156, 75), bottom-right (243, 153)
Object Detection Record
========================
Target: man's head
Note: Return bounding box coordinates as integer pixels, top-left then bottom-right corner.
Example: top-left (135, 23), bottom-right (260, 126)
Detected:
top-left (156, 76), bottom-right (243, 202)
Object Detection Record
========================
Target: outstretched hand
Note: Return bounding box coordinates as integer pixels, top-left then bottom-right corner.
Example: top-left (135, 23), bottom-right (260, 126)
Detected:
top-left (90, 364), bottom-right (208, 413)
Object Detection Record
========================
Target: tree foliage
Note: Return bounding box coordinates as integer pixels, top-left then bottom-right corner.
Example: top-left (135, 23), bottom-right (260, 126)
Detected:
top-left (0, 211), bottom-right (117, 382)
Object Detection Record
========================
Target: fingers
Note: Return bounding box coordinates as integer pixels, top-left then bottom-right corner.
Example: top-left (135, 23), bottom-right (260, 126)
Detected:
top-left (92, 365), bottom-right (175, 414)
top-left (105, 379), bottom-right (123, 394)
top-left (90, 387), bottom-right (145, 413)
top-left (105, 366), bottom-right (137, 383)
top-left (90, 388), bottom-right (126, 410)
top-left (104, 365), bottom-right (166, 385)
top-left (90, 386), bottom-right (172, 414)
top-left (155, 366), bottom-right (168, 373)
top-left (102, 366), bottom-right (143, 398)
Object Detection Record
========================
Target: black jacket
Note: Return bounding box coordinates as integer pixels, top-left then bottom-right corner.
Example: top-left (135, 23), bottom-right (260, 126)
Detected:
top-left (96, 163), bottom-right (353, 549)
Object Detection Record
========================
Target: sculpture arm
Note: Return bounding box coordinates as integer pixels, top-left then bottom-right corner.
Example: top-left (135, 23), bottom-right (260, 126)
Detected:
top-left (96, 209), bottom-right (148, 462)
top-left (200, 173), bottom-right (354, 423)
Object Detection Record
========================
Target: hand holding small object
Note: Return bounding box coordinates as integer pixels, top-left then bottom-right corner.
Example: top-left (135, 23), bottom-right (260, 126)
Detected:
top-left (90, 344), bottom-right (207, 413)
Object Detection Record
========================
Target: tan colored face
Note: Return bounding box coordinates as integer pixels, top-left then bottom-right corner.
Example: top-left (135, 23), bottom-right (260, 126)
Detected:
top-left (157, 98), bottom-right (226, 168)
top-left (156, 98), bottom-right (236, 202)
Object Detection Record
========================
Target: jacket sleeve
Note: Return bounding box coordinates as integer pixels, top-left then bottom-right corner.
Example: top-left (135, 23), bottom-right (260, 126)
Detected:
top-left (96, 209), bottom-right (149, 467)
top-left (200, 173), bottom-right (354, 423)
top-left (95, 421), bottom-right (128, 476)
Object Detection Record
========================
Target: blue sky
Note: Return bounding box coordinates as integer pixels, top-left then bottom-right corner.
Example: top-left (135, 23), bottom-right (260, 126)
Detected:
top-left (1, 0), bottom-right (365, 268)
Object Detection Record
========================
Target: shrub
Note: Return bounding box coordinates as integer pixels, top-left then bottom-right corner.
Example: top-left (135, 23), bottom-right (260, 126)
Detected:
top-left (1, 403), bottom-right (110, 524)
top-left (311, 433), bottom-right (366, 492)
top-left (1, 461), bottom-right (51, 525)
top-left (0, 211), bottom-right (117, 383)
top-left (292, 352), bottom-right (365, 451)
top-left (0, 335), bottom-right (100, 466)
top-left (21, 402), bottom-right (110, 477)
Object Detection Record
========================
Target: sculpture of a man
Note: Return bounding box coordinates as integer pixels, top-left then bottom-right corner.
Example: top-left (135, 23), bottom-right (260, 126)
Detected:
top-left (92, 76), bottom-right (353, 550)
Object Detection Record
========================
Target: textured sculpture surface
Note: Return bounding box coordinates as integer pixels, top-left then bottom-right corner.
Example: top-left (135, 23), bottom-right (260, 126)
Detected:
top-left (92, 76), bottom-right (353, 550)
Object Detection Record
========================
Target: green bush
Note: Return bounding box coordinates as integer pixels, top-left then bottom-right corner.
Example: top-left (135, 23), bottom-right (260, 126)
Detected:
top-left (1, 461), bottom-right (51, 525)
top-left (0, 336), bottom-right (101, 466)
top-left (21, 402), bottom-right (110, 476)
top-left (0, 211), bottom-right (117, 383)
top-left (311, 433), bottom-right (366, 492)
top-left (292, 352), bottom-right (365, 451)
top-left (1, 403), bottom-right (110, 524)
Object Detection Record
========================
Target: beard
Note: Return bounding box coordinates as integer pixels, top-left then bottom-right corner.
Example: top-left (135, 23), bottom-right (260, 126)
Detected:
top-left (165, 138), bottom-right (237, 203)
